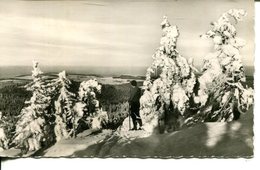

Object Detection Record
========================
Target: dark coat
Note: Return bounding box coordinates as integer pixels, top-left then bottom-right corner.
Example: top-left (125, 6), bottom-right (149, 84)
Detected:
top-left (129, 86), bottom-right (141, 104)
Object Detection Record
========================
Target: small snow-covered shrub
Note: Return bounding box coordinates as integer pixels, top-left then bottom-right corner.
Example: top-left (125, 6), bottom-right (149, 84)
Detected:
top-left (91, 110), bottom-right (108, 129)
top-left (74, 79), bottom-right (106, 134)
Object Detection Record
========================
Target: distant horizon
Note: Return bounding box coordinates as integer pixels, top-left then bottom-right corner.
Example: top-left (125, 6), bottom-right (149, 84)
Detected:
top-left (0, 65), bottom-right (255, 79)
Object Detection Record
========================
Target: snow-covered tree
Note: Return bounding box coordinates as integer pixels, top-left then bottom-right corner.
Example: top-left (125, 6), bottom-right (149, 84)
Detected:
top-left (78, 79), bottom-right (101, 116)
top-left (13, 61), bottom-right (54, 153)
top-left (74, 79), bottom-right (107, 134)
top-left (53, 71), bottom-right (76, 141)
top-left (140, 16), bottom-right (197, 133)
top-left (186, 9), bottom-right (254, 125)
top-left (54, 114), bottom-right (69, 142)
top-left (0, 111), bottom-right (8, 150)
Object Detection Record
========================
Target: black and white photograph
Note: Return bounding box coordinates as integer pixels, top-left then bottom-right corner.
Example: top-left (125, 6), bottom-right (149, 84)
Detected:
top-left (0, 0), bottom-right (254, 158)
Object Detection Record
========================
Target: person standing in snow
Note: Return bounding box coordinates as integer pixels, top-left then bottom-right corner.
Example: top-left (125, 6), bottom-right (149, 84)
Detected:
top-left (128, 80), bottom-right (143, 130)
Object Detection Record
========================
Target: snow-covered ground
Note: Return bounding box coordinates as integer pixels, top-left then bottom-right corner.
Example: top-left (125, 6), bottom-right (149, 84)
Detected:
top-left (1, 106), bottom-right (252, 158)
top-left (69, 108), bottom-right (253, 158)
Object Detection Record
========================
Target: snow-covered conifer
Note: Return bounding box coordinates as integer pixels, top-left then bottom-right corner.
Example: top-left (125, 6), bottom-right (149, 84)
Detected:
top-left (13, 61), bottom-right (53, 153)
top-left (140, 16), bottom-right (196, 133)
top-left (187, 9), bottom-right (254, 124)
top-left (53, 71), bottom-right (76, 141)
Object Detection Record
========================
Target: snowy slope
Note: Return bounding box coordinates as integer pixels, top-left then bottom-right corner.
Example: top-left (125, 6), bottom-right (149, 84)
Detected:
top-left (37, 107), bottom-right (253, 158)
top-left (0, 107), bottom-right (253, 158)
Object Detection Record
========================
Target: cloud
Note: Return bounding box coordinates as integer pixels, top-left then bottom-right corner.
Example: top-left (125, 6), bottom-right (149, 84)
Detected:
top-left (0, 0), bottom-right (254, 67)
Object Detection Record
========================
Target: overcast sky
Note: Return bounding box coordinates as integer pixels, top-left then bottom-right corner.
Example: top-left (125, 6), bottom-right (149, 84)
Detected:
top-left (0, 0), bottom-right (254, 67)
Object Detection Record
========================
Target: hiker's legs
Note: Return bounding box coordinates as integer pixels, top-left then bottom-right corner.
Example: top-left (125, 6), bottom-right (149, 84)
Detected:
top-left (135, 109), bottom-right (142, 128)
top-left (130, 112), bottom-right (137, 130)
top-left (130, 102), bottom-right (137, 130)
